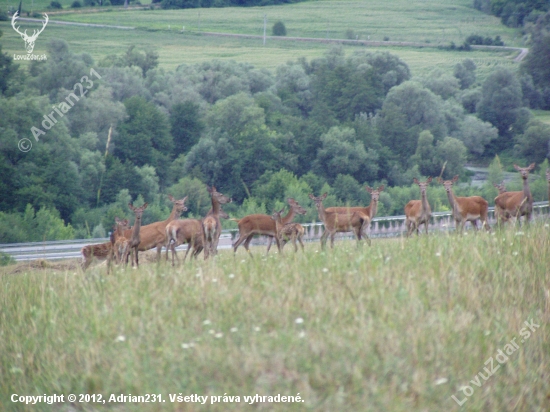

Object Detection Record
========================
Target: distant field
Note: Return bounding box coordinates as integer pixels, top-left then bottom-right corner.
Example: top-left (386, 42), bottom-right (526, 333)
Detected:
top-left (1, 223), bottom-right (549, 410)
top-left (532, 110), bottom-right (550, 125)
top-left (1, 21), bottom-right (519, 76)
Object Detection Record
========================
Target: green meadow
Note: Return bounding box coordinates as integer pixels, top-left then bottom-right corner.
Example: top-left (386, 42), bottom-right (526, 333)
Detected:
top-left (1, 223), bottom-right (549, 411)
top-left (2, 0), bottom-right (522, 76)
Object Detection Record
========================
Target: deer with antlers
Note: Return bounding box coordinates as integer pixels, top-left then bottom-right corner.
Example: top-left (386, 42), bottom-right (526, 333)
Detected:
top-left (494, 163), bottom-right (536, 226)
top-left (404, 177), bottom-right (432, 237)
top-left (11, 12), bottom-right (48, 54)
top-left (121, 195), bottom-right (187, 264)
top-left (165, 208), bottom-right (229, 266)
top-left (438, 176), bottom-right (490, 233)
top-left (271, 209), bottom-right (306, 253)
top-left (232, 198), bottom-right (306, 254)
top-left (309, 193), bottom-right (370, 248)
top-left (202, 186), bottom-right (232, 259)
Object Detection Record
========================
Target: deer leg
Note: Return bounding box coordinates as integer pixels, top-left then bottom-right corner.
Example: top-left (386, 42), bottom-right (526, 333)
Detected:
top-left (320, 230), bottom-right (329, 249)
top-left (298, 235), bottom-right (305, 251)
top-left (233, 233), bottom-right (247, 253)
top-left (243, 235), bottom-right (254, 253)
top-left (266, 236), bottom-right (273, 253)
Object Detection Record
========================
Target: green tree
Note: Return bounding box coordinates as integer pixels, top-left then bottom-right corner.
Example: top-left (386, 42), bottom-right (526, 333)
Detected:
top-left (114, 96), bottom-right (173, 182)
top-left (453, 115), bottom-right (498, 156)
top-left (454, 59), bottom-right (477, 89)
top-left (514, 120), bottom-right (550, 164)
top-left (272, 21), bottom-right (287, 36)
top-left (170, 101), bottom-right (204, 155)
top-left (477, 67), bottom-right (524, 144)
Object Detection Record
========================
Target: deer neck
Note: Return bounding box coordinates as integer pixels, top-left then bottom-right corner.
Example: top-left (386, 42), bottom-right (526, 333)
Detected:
top-left (210, 197), bottom-right (221, 216)
top-left (316, 204), bottom-right (327, 225)
top-left (132, 218), bottom-right (141, 239)
top-left (446, 190), bottom-right (459, 215)
top-left (421, 190), bottom-right (429, 213)
top-left (522, 177), bottom-right (532, 204)
top-left (166, 204), bottom-right (181, 223)
top-left (368, 199), bottom-right (378, 219)
top-left (282, 208), bottom-right (295, 225)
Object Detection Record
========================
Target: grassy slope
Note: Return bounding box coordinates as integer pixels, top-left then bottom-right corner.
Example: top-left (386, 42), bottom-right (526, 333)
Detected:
top-left (1, 224), bottom-right (549, 411)
top-left (1, 0), bottom-right (521, 75)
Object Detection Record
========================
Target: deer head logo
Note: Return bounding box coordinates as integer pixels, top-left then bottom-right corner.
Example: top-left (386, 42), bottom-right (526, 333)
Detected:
top-left (11, 11), bottom-right (48, 54)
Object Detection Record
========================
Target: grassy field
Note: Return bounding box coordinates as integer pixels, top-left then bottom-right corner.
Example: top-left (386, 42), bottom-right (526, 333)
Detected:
top-left (2, 0), bottom-right (523, 75)
top-left (532, 110), bottom-right (550, 125)
top-left (1, 223), bottom-right (549, 411)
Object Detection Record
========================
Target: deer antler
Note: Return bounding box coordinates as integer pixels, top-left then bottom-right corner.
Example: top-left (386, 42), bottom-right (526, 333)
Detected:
top-left (11, 11), bottom-right (26, 38)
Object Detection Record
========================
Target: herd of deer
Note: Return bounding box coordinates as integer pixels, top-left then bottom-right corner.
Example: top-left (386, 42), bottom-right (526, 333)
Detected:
top-left (81, 165), bottom-right (549, 271)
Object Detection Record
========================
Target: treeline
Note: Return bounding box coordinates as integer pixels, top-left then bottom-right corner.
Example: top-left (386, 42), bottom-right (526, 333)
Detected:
top-left (0, 31), bottom-right (549, 243)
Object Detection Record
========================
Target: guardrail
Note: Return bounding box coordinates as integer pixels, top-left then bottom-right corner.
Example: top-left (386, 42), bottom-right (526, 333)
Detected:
top-left (1, 202), bottom-right (548, 262)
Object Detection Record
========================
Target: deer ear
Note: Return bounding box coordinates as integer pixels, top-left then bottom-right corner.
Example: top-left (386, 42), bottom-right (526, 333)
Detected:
top-left (378, 185), bottom-right (384, 192)
top-left (426, 177), bottom-right (432, 183)
top-left (452, 175), bottom-right (459, 182)
top-left (168, 194), bottom-right (175, 202)
top-left (528, 163), bottom-right (535, 170)
top-left (413, 178), bottom-right (419, 184)
top-left (308, 194), bottom-right (315, 200)
top-left (182, 196), bottom-right (188, 204)
top-left (128, 203), bottom-right (135, 210)
top-left (513, 164), bottom-right (520, 171)
top-left (142, 203), bottom-right (148, 210)
top-left (321, 193), bottom-right (328, 200)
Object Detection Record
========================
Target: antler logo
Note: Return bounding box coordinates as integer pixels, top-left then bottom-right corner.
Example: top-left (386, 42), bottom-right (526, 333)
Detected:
top-left (11, 11), bottom-right (48, 54)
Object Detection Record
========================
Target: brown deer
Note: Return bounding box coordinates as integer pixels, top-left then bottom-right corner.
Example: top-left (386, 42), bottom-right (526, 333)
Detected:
top-left (325, 185), bottom-right (384, 230)
top-left (107, 217), bottom-right (130, 274)
top-left (202, 186), bottom-right (232, 259)
top-left (124, 202), bottom-right (149, 268)
top-left (492, 182), bottom-right (510, 225)
top-left (404, 177), bottom-right (432, 236)
top-left (81, 242), bottom-right (112, 271)
top-left (271, 209), bottom-right (306, 252)
top-left (232, 198), bottom-right (306, 254)
top-left (165, 208), bottom-right (229, 266)
top-left (438, 176), bottom-right (490, 233)
top-left (309, 193), bottom-right (370, 248)
top-left (122, 195), bottom-right (188, 263)
top-left (494, 163), bottom-right (536, 226)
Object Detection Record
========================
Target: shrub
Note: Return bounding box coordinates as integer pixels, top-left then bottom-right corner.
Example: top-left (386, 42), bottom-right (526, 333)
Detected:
top-left (71, 0), bottom-right (82, 7)
top-left (49, 1), bottom-right (63, 8)
top-left (345, 29), bottom-right (357, 40)
top-left (0, 251), bottom-right (15, 266)
top-left (272, 21), bottom-right (286, 36)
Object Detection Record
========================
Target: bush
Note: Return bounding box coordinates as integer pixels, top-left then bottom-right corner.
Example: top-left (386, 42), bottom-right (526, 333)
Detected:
top-left (0, 251), bottom-right (15, 266)
top-left (49, 1), bottom-right (63, 8)
top-left (71, 0), bottom-right (82, 6)
top-left (345, 29), bottom-right (357, 40)
top-left (272, 21), bottom-right (286, 36)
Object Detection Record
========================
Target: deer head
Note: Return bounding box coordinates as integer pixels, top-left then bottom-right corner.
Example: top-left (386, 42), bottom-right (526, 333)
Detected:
top-left (287, 198), bottom-right (307, 215)
top-left (167, 195), bottom-right (188, 213)
top-left (438, 175), bottom-right (459, 193)
top-left (271, 207), bottom-right (285, 223)
top-left (365, 185), bottom-right (384, 201)
top-left (413, 177), bottom-right (432, 195)
top-left (11, 12), bottom-right (48, 54)
top-left (513, 163), bottom-right (535, 180)
top-left (309, 193), bottom-right (327, 209)
top-left (493, 182), bottom-right (507, 194)
top-left (128, 202), bottom-right (149, 223)
top-left (206, 186), bottom-right (232, 205)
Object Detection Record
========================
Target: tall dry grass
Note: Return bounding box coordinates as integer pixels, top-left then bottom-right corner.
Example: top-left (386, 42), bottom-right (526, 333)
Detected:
top-left (1, 223), bottom-right (549, 411)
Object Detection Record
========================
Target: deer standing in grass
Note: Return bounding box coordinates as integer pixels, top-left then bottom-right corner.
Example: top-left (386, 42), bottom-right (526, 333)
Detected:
top-left (404, 177), bottom-right (432, 236)
top-left (81, 242), bottom-right (112, 271)
top-left (324, 185), bottom-right (384, 241)
top-left (106, 217), bottom-right (130, 274)
top-left (202, 186), bottom-right (232, 259)
top-left (492, 182), bottom-right (510, 225)
top-left (124, 202), bottom-right (149, 268)
top-left (309, 193), bottom-right (370, 248)
top-left (165, 209), bottom-right (229, 266)
top-left (232, 198), bottom-right (306, 254)
top-left (271, 209), bottom-right (306, 253)
top-left (122, 195), bottom-right (188, 264)
top-left (438, 176), bottom-right (490, 233)
top-left (494, 163), bottom-right (536, 226)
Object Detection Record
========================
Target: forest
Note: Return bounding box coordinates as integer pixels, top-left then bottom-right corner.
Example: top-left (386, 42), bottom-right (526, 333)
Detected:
top-left (0, 10), bottom-right (550, 243)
